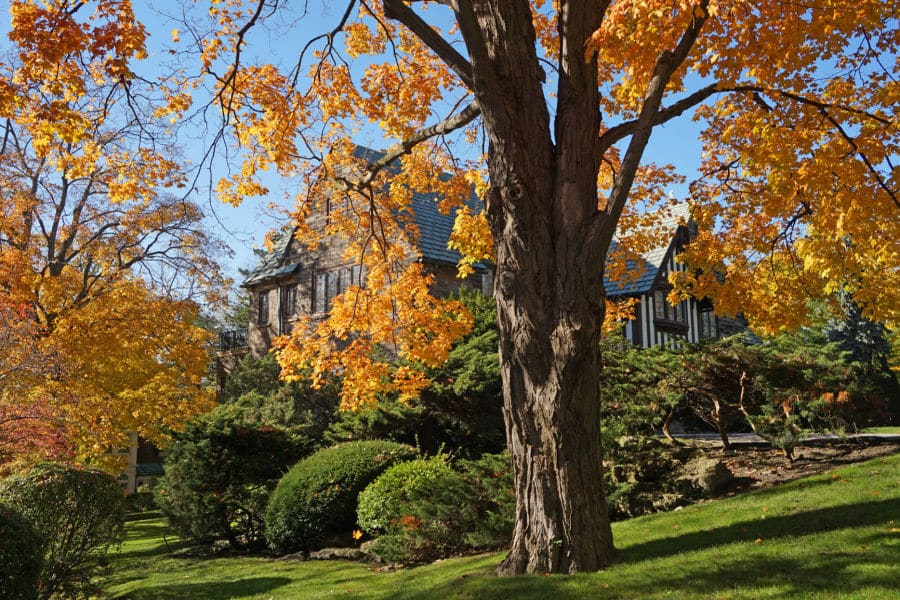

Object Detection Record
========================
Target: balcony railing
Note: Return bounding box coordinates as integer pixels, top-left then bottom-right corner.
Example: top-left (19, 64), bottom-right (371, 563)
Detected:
top-left (219, 329), bottom-right (248, 352)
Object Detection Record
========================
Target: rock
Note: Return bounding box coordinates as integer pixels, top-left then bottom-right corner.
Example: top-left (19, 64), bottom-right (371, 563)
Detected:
top-left (683, 457), bottom-right (734, 494)
top-left (308, 547), bottom-right (366, 561)
top-left (275, 551), bottom-right (308, 561)
top-left (360, 539), bottom-right (385, 563)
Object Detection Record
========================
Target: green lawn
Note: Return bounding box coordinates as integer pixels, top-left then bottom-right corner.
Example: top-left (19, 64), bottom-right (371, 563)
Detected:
top-left (862, 426), bottom-right (900, 435)
top-left (105, 453), bottom-right (900, 599)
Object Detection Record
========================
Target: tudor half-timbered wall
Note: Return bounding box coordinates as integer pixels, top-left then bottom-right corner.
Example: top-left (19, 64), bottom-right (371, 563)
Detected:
top-left (621, 240), bottom-right (719, 349)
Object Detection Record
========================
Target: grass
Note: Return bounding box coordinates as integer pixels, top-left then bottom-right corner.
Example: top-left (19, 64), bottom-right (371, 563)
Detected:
top-left (104, 453), bottom-right (900, 599)
top-left (862, 426), bottom-right (900, 435)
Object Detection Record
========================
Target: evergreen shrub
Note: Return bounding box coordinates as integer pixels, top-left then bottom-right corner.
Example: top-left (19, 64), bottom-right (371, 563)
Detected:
top-left (265, 440), bottom-right (415, 552)
top-left (357, 455), bottom-right (472, 563)
top-left (0, 464), bottom-right (124, 599)
top-left (154, 408), bottom-right (306, 549)
top-left (457, 451), bottom-right (515, 549)
top-left (357, 452), bottom-right (514, 563)
top-left (0, 503), bottom-right (44, 600)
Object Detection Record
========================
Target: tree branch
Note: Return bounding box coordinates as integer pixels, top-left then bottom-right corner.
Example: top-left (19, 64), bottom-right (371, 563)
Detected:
top-left (383, 0), bottom-right (474, 89)
top-left (599, 83), bottom-right (721, 151)
top-left (334, 101), bottom-right (481, 190)
top-left (595, 3), bottom-right (710, 257)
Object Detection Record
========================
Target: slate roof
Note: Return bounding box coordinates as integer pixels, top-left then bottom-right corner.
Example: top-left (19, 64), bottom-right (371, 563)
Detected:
top-left (242, 229), bottom-right (299, 286)
top-left (243, 146), bottom-right (483, 286)
top-left (603, 203), bottom-right (693, 297)
top-left (353, 146), bottom-right (481, 268)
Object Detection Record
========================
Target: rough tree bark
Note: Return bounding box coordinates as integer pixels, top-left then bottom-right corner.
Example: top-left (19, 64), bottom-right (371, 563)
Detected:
top-left (455, 0), bottom-right (614, 573)
top-left (382, 0), bottom-right (707, 574)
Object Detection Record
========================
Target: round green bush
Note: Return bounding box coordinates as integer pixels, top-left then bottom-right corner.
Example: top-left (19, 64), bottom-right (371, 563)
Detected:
top-left (0, 503), bottom-right (44, 600)
top-left (0, 464), bottom-right (125, 600)
top-left (265, 440), bottom-right (416, 552)
top-left (356, 455), bottom-right (475, 563)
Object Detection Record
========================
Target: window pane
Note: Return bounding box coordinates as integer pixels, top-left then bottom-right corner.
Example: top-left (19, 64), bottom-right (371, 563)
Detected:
top-left (258, 291), bottom-right (269, 324)
top-left (654, 290), bottom-right (665, 319)
top-left (340, 267), bottom-right (351, 295)
top-left (328, 271), bottom-right (341, 307)
top-left (283, 285), bottom-right (297, 316)
top-left (315, 273), bottom-right (326, 313)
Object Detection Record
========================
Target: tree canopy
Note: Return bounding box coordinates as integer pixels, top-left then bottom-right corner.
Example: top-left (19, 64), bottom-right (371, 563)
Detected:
top-left (0, 0), bottom-right (226, 467)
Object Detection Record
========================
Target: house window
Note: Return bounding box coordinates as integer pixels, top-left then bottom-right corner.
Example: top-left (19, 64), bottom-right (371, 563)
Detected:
top-left (654, 290), bottom-right (666, 319)
top-left (257, 290), bottom-right (270, 325)
top-left (326, 196), bottom-right (349, 218)
top-left (282, 284), bottom-right (298, 318)
top-left (653, 288), bottom-right (687, 323)
top-left (699, 310), bottom-right (717, 339)
top-left (314, 264), bottom-right (362, 314)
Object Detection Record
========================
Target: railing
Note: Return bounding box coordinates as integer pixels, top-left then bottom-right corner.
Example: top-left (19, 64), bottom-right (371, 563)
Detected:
top-left (219, 329), bottom-right (248, 352)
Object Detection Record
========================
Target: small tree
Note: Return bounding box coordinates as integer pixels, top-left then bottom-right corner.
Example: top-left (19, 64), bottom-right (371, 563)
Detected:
top-left (825, 294), bottom-right (900, 425)
top-left (0, 464), bottom-right (124, 600)
top-left (155, 407), bottom-right (307, 549)
top-left (221, 354), bottom-right (341, 449)
top-left (741, 334), bottom-right (853, 460)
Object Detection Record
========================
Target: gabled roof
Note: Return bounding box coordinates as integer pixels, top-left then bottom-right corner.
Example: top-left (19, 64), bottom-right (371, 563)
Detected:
top-left (242, 229), bottom-right (299, 286)
top-left (243, 146), bottom-right (483, 287)
top-left (603, 203), bottom-right (693, 297)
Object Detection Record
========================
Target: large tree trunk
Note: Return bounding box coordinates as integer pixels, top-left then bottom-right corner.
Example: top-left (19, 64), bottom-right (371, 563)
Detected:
top-left (493, 247), bottom-right (615, 574)
top-left (451, 0), bottom-right (614, 575)
top-left (388, 0), bottom-right (706, 575)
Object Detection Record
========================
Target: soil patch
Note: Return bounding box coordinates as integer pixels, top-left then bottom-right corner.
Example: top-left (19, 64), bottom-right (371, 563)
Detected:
top-left (707, 439), bottom-right (900, 496)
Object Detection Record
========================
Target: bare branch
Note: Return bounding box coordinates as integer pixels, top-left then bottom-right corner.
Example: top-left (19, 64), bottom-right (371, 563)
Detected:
top-left (383, 0), bottom-right (474, 89)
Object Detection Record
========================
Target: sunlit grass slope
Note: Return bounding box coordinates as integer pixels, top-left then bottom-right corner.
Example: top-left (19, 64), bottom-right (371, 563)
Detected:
top-left (105, 452), bottom-right (899, 599)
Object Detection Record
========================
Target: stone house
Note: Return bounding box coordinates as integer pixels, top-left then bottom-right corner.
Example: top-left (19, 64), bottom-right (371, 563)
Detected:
top-left (231, 150), bottom-right (746, 362)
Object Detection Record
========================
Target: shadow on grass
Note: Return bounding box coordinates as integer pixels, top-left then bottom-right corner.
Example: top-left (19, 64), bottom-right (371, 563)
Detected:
top-left (620, 497), bottom-right (899, 562)
top-left (377, 498), bottom-right (898, 600)
top-left (114, 576), bottom-right (292, 599)
top-left (383, 553), bottom-right (898, 600)
top-left (125, 511), bottom-right (164, 522)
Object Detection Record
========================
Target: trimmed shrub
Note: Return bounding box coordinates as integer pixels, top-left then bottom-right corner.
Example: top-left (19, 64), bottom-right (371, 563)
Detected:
top-left (357, 455), bottom-right (474, 563)
top-left (155, 408), bottom-right (307, 549)
top-left (0, 464), bottom-right (124, 600)
top-left (265, 440), bottom-right (415, 553)
top-left (123, 490), bottom-right (156, 513)
top-left (0, 503), bottom-right (44, 600)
